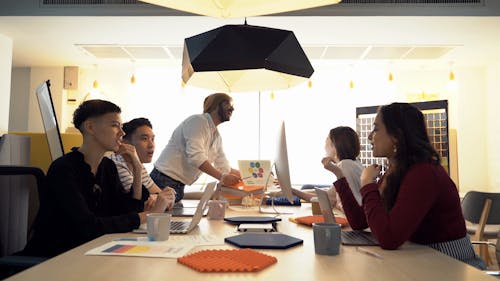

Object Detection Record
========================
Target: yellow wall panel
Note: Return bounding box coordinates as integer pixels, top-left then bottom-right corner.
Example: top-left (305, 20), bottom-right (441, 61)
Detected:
top-left (9, 132), bottom-right (82, 173)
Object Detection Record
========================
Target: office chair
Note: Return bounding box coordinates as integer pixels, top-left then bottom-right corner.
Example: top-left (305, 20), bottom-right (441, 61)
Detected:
top-left (462, 191), bottom-right (500, 266)
top-left (0, 165), bottom-right (48, 279)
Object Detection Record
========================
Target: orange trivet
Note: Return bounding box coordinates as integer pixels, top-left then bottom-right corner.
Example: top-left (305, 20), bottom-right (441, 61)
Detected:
top-left (290, 215), bottom-right (348, 227)
top-left (177, 249), bottom-right (277, 272)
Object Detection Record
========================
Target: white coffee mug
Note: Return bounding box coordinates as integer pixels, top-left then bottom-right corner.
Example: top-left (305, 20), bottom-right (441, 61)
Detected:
top-left (207, 200), bottom-right (226, 220)
top-left (147, 213), bottom-right (171, 241)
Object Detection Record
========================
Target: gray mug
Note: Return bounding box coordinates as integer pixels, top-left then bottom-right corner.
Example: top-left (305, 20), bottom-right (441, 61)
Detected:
top-left (313, 223), bottom-right (341, 255)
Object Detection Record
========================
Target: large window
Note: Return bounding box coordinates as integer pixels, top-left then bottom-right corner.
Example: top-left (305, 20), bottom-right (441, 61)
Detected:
top-left (120, 65), bottom-right (400, 188)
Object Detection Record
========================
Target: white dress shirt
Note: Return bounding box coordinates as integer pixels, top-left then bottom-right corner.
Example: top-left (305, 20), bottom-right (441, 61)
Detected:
top-left (154, 113), bottom-right (231, 185)
top-left (337, 159), bottom-right (364, 204)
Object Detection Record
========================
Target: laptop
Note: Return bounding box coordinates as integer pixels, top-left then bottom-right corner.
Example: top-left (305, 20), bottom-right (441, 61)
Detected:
top-left (314, 188), bottom-right (379, 246)
top-left (314, 188), bottom-right (336, 224)
top-left (169, 200), bottom-right (208, 217)
top-left (134, 182), bottom-right (217, 234)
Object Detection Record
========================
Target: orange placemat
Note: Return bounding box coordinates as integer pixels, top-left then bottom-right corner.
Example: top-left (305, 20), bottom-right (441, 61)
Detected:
top-left (289, 215), bottom-right (349, 227)
top-left (222, 182), bottom-right (265, 200)
top-left (177, 249), bottom-right (277, 272)
top-left (225, 181), bottom-right (265, 192)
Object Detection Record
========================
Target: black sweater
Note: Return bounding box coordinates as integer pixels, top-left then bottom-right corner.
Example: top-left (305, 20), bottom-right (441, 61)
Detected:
top-left (23, 148), bottom-right (143, 257)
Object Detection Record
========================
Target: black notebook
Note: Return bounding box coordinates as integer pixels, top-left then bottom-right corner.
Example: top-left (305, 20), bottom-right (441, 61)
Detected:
top-left (224, 216), bottom-right (281, 225)
top-left (225, 233), bottom-right (303, 249)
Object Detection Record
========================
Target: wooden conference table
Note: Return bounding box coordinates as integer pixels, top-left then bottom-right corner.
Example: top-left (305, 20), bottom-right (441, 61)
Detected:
top-left (6, 204), bottom-right (496, 281)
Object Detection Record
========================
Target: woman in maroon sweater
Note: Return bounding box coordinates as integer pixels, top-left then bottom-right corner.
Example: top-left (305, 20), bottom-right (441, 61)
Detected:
top-left (325, 102), bottom-right (485, 269)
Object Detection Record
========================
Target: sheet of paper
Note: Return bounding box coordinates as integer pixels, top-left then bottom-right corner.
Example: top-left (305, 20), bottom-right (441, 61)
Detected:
top-left (85, 240), bottom-right (193, 258)
top-left (167, 234), bottom-right (225, 246)
top-left (85, 235), bottom-right (225, 258)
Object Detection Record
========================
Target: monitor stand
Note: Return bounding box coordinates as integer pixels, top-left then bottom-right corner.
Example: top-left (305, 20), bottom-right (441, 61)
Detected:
top-left (258, 190), bottom-right (295, 215)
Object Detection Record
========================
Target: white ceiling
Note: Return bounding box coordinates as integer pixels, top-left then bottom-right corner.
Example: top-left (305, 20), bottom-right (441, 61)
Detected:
top-left (76, 44), bottom-right (455, 61)
top-left (1, 16), bottom-right (500, 70)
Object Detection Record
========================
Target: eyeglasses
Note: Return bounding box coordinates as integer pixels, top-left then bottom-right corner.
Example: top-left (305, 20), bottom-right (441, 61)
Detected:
top-left (222, 100), bottom-right (234, 110)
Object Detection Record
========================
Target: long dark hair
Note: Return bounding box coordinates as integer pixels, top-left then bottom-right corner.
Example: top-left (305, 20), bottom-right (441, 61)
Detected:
top-left (379, 103), bottom-right (440, 210)
top-left (329, 126), bottom-right (360, 161)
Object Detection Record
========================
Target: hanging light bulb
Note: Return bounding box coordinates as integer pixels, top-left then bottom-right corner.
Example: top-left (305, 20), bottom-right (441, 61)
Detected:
top-left (92, 64), bottom-right (100, 89)
top-left (449, 71), bottom-right (455, 81)
top-left (447, 71), bottom-right (458, 91)
top-left (349, 80), bottom-right (354, 89)
top-left (270, 91), bottom-right (275, 100)
top-left (129, 60), bottom-right (137, 85)
top-left (307, 79), bottom-right (313, 88)
top-left (388, 72), bottom-right (393, 82)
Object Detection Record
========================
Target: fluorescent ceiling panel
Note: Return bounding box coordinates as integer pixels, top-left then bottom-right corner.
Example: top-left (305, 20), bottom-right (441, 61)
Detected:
top-left (124, 46), bottom-right (170, 59)
top-left (404, 46), bottom-right (454, 59)
top-left (81, 46), bottom-right (130, 58)
top-left (323, 46), bottom-right (367, 59)
top-left (364, 46), bottom-right (412, 59)
top-left (303, 46), bottom-right (326, 60)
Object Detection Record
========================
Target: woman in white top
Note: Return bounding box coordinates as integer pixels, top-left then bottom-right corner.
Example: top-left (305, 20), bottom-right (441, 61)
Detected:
top-left (292, 126), bottom-right (363, 207)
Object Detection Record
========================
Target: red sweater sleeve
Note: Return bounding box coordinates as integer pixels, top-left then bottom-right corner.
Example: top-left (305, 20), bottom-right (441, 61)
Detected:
top-left (334, 177), bottom-right (368, 230)
top-left (360, 163), bottom-right (464, 250)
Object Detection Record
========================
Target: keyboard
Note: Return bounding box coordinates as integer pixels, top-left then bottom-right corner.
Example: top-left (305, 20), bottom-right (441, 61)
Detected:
top-left (265, 196), bottom-right (301, 206)
top-left (341, 230), bottom-right (379, 246)
top-left (170, 221), bottom-right (190, 232)
top-left (134, 221), bottom-right (191, 234)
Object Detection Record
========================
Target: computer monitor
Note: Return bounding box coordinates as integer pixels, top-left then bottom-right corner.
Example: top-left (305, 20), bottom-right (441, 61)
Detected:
top-left (274, 121), bottom-right (295, 204)
top-left (36, 80), bottom-right (64, 161)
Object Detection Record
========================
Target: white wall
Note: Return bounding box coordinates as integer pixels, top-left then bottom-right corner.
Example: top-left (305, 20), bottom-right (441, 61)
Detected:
top-left (396, 67), bottom-right (491, 192)
top-left (9, 67), bottom-right (30, 131)
top-left (454, 67), bottom-right (489, 192)
top-left (486, 63), bottom-right (500, 192)
top-left (27, 67), bottom-right (64, 132)
top-left (0, 34), bottom-right (12, 134)
top-left (10, 67), bottom-right (65, 133)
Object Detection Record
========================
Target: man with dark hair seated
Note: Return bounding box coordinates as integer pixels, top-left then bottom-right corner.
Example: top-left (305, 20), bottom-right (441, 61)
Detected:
top-left (22, 100), bottom-right (173, 258)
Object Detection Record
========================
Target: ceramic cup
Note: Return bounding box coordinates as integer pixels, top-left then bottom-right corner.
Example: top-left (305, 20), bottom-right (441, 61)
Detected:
top-left (313, 223), bottom-right (341, 255)
top-left (207, 200), bottom-right (227, 220)
top-left (146, 213), bottom-right (171, 241)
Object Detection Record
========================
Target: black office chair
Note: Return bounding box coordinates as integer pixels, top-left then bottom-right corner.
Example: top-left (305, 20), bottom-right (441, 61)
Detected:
top-left (0, 165), bottom-right (48, 279)
top-left (462, 191), bottom-right (500, 266)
